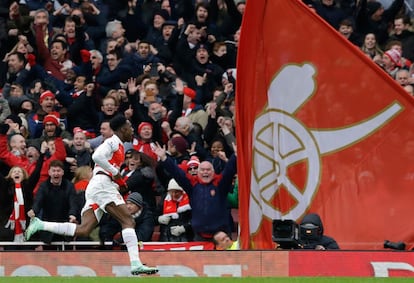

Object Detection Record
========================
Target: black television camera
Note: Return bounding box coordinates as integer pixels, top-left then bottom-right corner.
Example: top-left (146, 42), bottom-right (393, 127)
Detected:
top-left (384, 240), bottom-right (406, 250)
top-left (272, 219), bottom-right (321, 249)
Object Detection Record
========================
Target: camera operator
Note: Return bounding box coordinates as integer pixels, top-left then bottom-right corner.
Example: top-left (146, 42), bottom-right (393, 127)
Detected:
top-left (300, 213), bottom-right (339, 250)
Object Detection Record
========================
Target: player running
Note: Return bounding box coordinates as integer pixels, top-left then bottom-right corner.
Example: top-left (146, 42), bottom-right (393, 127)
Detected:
top-left (25, 115), bottom-right (158, 275)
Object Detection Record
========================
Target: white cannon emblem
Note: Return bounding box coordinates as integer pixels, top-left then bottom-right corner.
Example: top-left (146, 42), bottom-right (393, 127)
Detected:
top-left (249, 63), bottom-right (403, 234)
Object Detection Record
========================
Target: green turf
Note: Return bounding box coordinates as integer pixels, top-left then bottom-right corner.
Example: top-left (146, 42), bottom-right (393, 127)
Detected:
top-left (0, 278), bottom-right (411, 283)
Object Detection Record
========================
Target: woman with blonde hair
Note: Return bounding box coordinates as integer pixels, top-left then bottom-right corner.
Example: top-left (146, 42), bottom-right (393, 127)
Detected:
top-left (0, 160), bottom-right (43, 244)
top-left (360, 33), bottom-right (383, 66)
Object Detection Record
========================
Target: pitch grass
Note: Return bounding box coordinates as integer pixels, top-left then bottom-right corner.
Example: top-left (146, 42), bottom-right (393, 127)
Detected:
top-left (0, 278), bottom-right (412, 283)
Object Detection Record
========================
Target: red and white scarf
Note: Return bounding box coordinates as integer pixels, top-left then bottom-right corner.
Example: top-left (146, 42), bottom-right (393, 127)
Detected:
top-left (6, 183), bottom-right (26, 242)
top-left (132, 139), bottom-right (158, 160)
top-left (162, 192), bottom-right (191, 219)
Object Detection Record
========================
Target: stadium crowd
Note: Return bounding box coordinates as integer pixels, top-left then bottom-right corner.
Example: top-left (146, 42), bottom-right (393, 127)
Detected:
top-left (0, 0), bottom-right (411, 250)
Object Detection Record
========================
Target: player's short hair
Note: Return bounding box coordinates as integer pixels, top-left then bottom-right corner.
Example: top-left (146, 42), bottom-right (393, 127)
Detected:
top-left (110, 115), bottom-right (127, 131)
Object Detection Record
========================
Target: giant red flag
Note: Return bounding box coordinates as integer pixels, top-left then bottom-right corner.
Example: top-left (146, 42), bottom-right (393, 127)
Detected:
top-left (236, 0), bottom-right (414, 250)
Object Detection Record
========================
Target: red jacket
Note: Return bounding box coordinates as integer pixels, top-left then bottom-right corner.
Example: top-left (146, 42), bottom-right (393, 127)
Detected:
top-left (35, 24), bottom-right (67, 81)
top-left (0, 135), bottom-right (36, 174)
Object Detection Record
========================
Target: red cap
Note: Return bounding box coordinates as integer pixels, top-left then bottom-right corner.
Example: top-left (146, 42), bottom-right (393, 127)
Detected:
top-left (43, 112), bottom-right (60, 127)
top-left (183, 87), bottom-right (196, 100)
top-left (73, 127), bottom-right (86, 134)
top-left (187, 155), bottom-right (200, 167)
top-left (138, 122), bottom-right (153, 134)
top-left (39, 90), bottom-right (55, 104)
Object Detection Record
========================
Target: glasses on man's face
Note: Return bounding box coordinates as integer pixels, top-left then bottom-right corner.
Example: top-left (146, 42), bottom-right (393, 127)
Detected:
top-left (91, 56), bottom-right (97, 59)
top-left (188, 166), bottom-right (198, 172)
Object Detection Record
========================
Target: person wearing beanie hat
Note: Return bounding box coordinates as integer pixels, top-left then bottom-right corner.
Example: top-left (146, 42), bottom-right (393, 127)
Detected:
top-left (186, 156), bottom-right (200, 176)
top-left (169, 136), bottom-right (189, 160)
top-left (40, 112), bottom-right (64, 139)
top-left (43, 113), bottom-right (60, 127)
top-left (39, 90), bottom-right (55, 104)
top-left (99, 192), bottom-right (155, 244)
top-left (187, 155), bottom-right (200, 167)
top-left (384, 49), bottom-right (401, 66)
top-left (167, 134), bottom-right (190, 166)
top-left (171, 136), bottom-right (188, 154)
top-left (137, 122), bottom-right (153, 136)
top-left (126, 191), bottom-right (155, 243)
top-left (157, 178), bottom-right (193, 242)
top-left (127, 192), bottom-right (144, 208)
top-left (382, 48), bottom-right (401, 78)
top-left (132, 122), bottom-right (158, 161)
top-left (167, 178), bottom-right (184, 191)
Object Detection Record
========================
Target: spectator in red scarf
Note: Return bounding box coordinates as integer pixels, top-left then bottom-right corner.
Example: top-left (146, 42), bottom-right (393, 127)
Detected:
top-left (0, 162), bottom-right (43, 246)
top-left (157, 178), bottom-right (193, 242)
top-left (132, 122), bottom-right (158, 161)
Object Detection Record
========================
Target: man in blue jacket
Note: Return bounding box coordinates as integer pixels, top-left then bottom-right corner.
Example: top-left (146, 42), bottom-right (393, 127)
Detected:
top-left (154, 142), bottom-right (236, 241)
